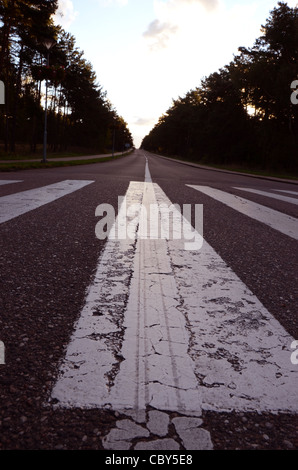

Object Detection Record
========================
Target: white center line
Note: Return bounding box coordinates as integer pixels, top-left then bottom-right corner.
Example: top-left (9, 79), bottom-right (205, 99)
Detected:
top-left (51, 180), bottom-right (202, 416)
top-left (0, 180), bottom-right (94, 224)
top-left (144, 156), bottom-right (152, 183)
top-left (109, 181), bottom-right (202, 416)
top-left (187, 185), bottom-right (298, 240)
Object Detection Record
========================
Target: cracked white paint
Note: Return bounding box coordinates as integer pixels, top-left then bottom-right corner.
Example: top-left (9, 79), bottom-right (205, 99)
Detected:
top-left (52, 180), bottom-right (202, 415)
top-left (102, 419), bottom-right (150, 450)
top-left (51, 177), bottom-right (298, 417)
top-left (51, 182), bottom-right (144, 408)
top-left (102, 414), bottom-right (213, 451)
top-left (172, 416), bottom-right (213, 450)
top-left (134, 438), bottom-right (180, 451)
top-left (147, 410), bottom-right (170, 436)
top-left (103, 415), bottom-right (213, 451)
top-left (108, 236), bottom-right (202, 414)
top-left (107, 178), bottom-right (202, 415)
top-left (165, 189), bottom-right (298, 413)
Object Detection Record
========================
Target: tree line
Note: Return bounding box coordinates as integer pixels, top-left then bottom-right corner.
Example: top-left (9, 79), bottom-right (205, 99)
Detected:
top-left (0, 0), bottom-right (133, 155)
top-left (141, 2), bottom-right (298, 173)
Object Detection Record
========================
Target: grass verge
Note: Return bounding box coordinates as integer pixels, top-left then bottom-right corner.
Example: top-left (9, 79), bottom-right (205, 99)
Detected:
top-left (0, 151), bottom-right (133, 172)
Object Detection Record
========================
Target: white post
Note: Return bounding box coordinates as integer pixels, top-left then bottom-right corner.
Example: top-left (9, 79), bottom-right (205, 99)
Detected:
top-left (291, 80), bottom-right (298, 105)
top-left (0, 341), bottom-right (5, 365)
top-left (0, 80), bottom-right (5, 105)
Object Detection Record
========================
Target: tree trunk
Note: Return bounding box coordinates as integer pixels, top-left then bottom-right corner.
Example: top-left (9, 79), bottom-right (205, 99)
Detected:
top-left (10, 41), bottom-right (24, 153)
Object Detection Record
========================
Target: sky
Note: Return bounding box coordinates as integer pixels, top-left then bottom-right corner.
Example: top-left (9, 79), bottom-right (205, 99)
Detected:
top-left (53, 0), bottom-right (298, 148)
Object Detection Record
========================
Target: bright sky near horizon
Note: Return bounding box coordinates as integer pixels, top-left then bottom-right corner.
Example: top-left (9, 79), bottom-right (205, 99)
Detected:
top-left (53, 0), bottom-right (298, 148)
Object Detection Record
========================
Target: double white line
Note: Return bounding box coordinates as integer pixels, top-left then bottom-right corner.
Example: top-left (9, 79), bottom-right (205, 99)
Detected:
top-left (52, 171), bottom-right (203, 415)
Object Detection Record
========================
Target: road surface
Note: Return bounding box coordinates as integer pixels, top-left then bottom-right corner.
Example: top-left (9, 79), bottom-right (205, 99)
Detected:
top-left (0, 149), bottom-right (297, 452)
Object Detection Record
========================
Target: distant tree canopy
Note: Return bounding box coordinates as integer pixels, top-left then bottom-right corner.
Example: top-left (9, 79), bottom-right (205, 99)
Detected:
top-left (0, 0), bottom-right (133, 154)
top-left (141, 2), bottom-right (298, 173)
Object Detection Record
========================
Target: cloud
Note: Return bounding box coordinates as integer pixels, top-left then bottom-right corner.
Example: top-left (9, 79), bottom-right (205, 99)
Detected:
top-left (143, 19), bottom-right (179, 50)
top-left (143, 0), bottom-right (220, 51)
top-left (176, 0), bottom-right (219, 11)
top-left (134, 117), bottom-right (156, 126)
top-left (53, 0), bottom-right (78, 28)
top-left (99, 0), bottom-right (129, 6)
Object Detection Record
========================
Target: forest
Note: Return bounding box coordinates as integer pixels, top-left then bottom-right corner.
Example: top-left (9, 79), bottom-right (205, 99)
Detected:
top-left (0, 0), bottom-right (133, 157)
top-left (141, 2), bottom-right (298, 174)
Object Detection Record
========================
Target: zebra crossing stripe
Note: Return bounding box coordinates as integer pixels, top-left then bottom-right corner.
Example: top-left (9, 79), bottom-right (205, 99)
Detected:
top-left (233, 187), bottom-right (298, 206)
top-left (0, 180), bottom-right (23, 186)
top-left (0, 180), bottom-right (94, 224)
top-left (275, 190), bottom-right (298, 196)
top-left (187, 185), bottom-right (298, 240)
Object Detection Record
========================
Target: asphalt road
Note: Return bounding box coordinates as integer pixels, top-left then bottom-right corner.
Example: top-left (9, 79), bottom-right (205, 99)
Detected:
top-left (0, 149), bottom-right (297, 453)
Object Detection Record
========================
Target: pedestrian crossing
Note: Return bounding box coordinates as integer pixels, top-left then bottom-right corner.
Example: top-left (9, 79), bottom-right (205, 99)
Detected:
top-left (1, 176), bottom-right (297, 417)
top-left (49, 170), bottom-right (298, 416)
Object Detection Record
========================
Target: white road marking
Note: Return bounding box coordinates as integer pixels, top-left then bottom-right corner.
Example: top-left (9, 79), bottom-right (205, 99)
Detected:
top-left (0, 180), bottom-right (94, 224)
top-left (0, 180), bottom-right (23, 186)
top-left (187, 185), bottom-right (298, 240)
top-left (165, 218), bottom-right (298, 413)
top-left (234, 187), bottom-right (298, 205)
top-left (51, 180), bottom-right (202, 415)
top-left (144, 156), bottom-right (152, 183)
top-left (108, 181), bottom-right (202, 416)
top-left (51, 181), bottom-right (144, 410)
top-left (275, 189), bottom-right (298, 196)
top-left (51, 179), bottom-right (298, 415)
